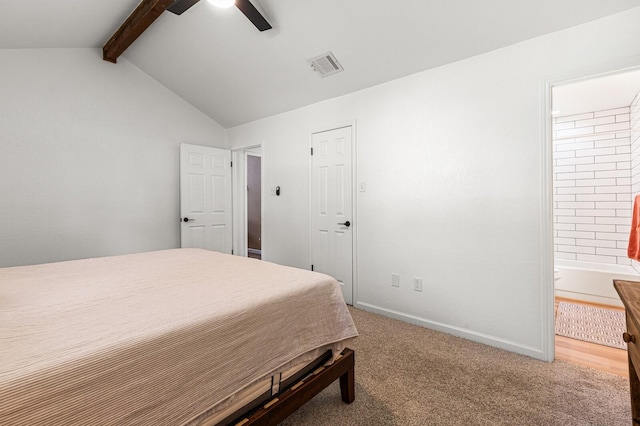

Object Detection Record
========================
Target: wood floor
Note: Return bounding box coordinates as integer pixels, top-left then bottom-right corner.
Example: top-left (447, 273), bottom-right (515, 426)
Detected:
top-left (555, 297), bottom-right (628, 377)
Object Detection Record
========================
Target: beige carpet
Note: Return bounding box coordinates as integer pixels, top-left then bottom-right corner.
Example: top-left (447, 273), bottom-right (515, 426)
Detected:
top-left (280, 307), bottom-right (630, 426)
top-left (555, 301), bottom-right (626, 349)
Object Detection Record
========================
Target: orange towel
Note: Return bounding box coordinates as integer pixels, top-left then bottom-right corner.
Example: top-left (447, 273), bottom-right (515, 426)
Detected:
top-left (628, 195), bottom-right (640, 261)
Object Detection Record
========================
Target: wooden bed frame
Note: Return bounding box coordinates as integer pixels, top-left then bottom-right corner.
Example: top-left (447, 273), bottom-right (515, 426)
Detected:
top-left (217, 348), bottom-right (355, 426)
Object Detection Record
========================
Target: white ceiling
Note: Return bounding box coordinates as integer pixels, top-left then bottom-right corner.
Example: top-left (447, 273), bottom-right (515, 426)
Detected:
top-left (3, 1), bottom-right (640, 128)
top-left (553, 69), bottom-right (640, 117)
top-left (0, 1), bottom-right (142, 48)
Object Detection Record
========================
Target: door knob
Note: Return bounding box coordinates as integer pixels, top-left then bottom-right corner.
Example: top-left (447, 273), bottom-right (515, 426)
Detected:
top-left (624, 332), bottom-right (636, 344)
top-left (182, 217), bottom-right (193, 222)
top-left (338, 221), bottom-right (351, 227)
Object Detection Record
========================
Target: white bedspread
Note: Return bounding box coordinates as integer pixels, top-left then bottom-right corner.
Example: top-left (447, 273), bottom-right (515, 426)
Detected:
top-left (0, 249), bottom-right (357, 425)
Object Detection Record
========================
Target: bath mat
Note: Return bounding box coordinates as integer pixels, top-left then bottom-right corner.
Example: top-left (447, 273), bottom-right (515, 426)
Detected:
top-left (555, 301), bottom-right (627, 350)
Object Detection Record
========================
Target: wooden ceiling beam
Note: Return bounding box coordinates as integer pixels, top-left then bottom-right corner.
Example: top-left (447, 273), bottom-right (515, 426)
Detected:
top-left (103, 0), bottom-right (176, 64)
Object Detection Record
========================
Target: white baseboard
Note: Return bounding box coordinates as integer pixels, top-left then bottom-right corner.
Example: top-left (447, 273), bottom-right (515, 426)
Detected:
top-left (554, 289), bottom-right (623, 307)
top-left (353, 301), bottom-right (545, 361)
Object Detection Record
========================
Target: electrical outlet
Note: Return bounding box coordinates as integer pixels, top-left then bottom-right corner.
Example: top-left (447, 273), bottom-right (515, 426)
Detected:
top-left (391, 273), bottom-right (400, 288)
top-left (413, 277), bottom-right (423, 292)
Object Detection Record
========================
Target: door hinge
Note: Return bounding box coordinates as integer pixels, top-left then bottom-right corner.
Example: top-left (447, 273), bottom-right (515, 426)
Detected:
top-left (310, 147), bottom-right (313, 156)
top-left (311, 264), bottom-right (314, 271)
top-left (231, 249), bottom-right (234, 255)
top-left (230, 161), bottom-right (233, 167)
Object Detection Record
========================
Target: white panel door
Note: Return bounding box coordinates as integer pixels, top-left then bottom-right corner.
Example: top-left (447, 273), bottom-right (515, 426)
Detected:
top-left (180, 144), bottom-right (232, 254)
top-left (311, 126), bottom-right (353, 304)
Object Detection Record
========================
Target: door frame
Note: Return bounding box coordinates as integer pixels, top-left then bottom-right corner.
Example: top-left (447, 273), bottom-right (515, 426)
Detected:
top-left (309, 120), bottom-right (357, 305)
top-left (541, 59), bottom-right (640, 362)
top-left (231, 144), bottom-right (263, 258)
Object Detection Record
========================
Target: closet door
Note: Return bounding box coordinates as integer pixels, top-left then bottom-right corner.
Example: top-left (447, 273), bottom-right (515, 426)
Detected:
top-left (311, 125), bottom-right (354, 304)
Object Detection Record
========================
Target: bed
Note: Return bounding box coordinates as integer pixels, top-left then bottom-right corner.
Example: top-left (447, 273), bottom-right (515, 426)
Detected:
top-left (0, 248), bottom-right (357, 425)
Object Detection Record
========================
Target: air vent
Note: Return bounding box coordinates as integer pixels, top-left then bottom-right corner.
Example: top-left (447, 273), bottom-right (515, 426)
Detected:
top-left (307, 51), bottom-right (344, 78)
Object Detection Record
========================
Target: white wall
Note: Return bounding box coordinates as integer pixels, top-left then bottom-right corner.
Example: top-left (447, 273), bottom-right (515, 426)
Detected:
top-left (227, 7), bottom-right (640, 360)
top-left (0, 48), bottom-right (226, 267)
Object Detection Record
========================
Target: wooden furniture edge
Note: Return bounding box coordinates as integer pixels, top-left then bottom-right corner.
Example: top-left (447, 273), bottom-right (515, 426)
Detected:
top-left (613, 279), bottom-right (640, 424)
top-left (229, 348), bottom-right (355, 426)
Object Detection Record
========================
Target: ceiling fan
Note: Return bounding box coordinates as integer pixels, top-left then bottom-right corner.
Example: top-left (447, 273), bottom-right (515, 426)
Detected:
top-left (103, 0), bottom-right (272, 64)
top-left (167, 0), bottom-right (272, 31)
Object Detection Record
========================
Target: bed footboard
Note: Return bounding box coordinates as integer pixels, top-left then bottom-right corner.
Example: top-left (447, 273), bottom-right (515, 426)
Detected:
top-left (228, 348), bottom-right (355, 425)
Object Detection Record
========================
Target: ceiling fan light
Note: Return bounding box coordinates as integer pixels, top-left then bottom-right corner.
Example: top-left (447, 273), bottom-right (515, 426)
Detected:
top-left (207, 0), bottom-right (236, 8)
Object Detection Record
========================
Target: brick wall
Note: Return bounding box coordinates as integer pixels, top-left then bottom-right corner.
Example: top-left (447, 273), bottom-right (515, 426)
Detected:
top-left (631, 91), bottom-right (640, 195)
top-left (553, 106), bottom-right (632, 265)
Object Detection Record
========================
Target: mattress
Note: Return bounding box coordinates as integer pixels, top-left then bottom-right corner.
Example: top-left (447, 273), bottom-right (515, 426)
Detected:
top-left (0, 248), bottom-right (358, 425)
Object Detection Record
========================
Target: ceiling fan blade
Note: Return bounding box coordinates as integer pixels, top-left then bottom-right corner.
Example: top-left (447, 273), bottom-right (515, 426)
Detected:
top-left (167, 0), bottom-right (201, 15)
top-left (235, 0), bottom-right (272, 31)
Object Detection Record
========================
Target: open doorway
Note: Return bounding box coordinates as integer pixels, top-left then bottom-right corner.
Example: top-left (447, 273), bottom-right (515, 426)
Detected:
top-left (232, 145), bottom-right (263, 259)
top-left (247, 153), bottom-right (262, 259)
top-left (550, 69), bottom-right (640, 375)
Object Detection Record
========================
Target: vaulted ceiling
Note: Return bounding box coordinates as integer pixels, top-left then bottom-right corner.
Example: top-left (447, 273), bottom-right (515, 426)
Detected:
top-left (3, 0), bottom-right (640, 128)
